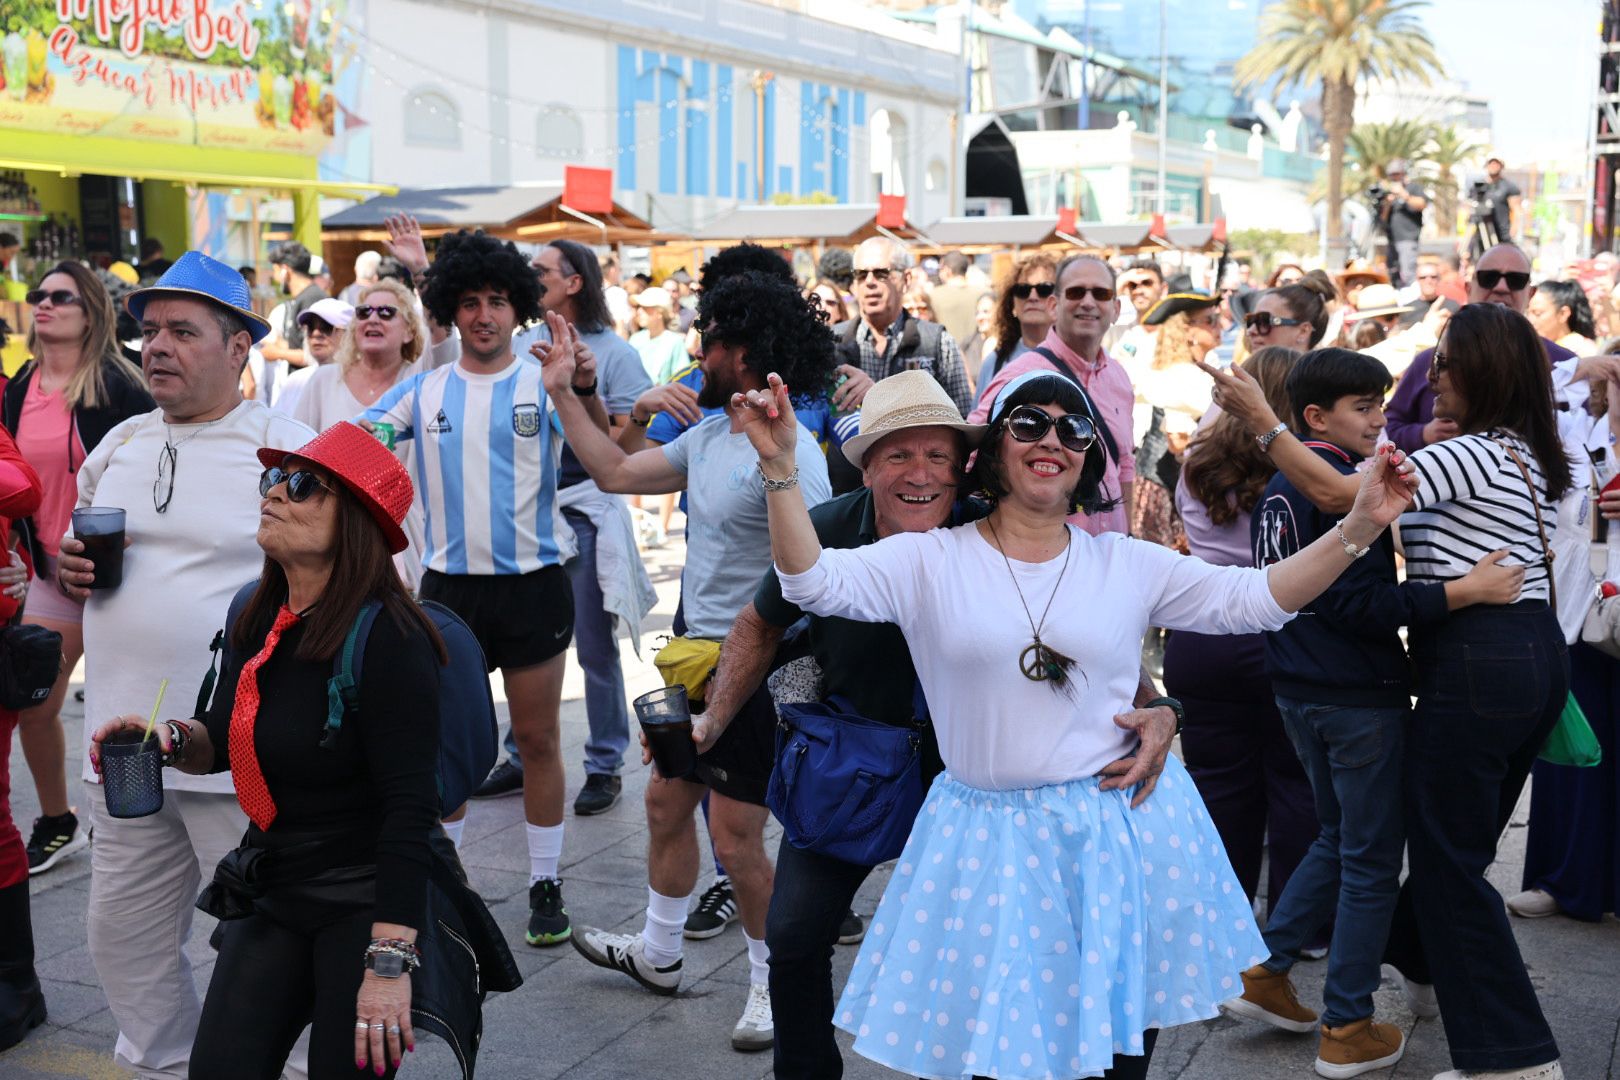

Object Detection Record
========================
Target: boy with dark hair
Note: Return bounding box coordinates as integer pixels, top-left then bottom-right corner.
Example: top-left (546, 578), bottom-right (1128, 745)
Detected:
top-left (1226, 348), bottom-right (1523, 1078)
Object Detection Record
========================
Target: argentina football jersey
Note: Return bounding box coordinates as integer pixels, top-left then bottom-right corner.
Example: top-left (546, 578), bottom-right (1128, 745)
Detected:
top-left (363, 361), bottom-right (577, 575)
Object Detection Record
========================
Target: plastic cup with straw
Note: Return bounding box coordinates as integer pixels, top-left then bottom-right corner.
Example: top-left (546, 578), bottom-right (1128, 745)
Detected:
top-left (102, 679), bottom-right (171, 819)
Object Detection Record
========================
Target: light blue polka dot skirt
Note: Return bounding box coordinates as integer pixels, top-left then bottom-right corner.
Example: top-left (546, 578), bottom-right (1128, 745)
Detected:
top-left (835, 755), bottom-right (1267, 1079)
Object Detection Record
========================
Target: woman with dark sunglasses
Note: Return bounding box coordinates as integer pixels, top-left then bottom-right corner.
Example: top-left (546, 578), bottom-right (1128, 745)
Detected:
top-left (1244, 271), bottom-right (1335, 356)
top-left (977, 252), bottom-right (1059, 398)
top-left (88, 422), bottom-right (514, 1080)
top-left (2, 261), bottom-right (152, 878)
top-left (734, 366), bottom-right (1416, 1080)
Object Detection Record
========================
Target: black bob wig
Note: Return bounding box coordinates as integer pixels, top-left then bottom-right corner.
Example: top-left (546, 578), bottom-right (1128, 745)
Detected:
top-left (968, 374), bottom-right (1118, 517)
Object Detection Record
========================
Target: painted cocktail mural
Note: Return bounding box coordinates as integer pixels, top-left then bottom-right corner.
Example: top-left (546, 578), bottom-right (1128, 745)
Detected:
top-left (0, 0), bottom-right (350, 155)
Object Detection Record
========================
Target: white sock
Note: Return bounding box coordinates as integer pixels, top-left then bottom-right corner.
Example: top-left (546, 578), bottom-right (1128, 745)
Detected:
top-left (744, 931), bottom-right (770, 987)
top-left (641, 886), bottom-right (689, 967)
top-left (526, 822), bottom-right (564, 885)
top-left (441, 818), bottom-right (466, 849)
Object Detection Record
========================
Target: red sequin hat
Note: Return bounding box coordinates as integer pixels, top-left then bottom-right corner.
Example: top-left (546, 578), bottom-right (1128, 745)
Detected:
top-left (258, 422), bottom-right (413, 554)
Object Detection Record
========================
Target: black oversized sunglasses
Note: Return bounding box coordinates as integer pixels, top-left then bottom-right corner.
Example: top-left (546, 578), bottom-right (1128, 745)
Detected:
top-left (353, 304), bottom-right (399, 321)
top-left (259, 466), bottom-right (334, 502)
top-left (1475, 269), bottom-right (1531, 291)
top-left (1244, 312), bottom-right (1307, 334)
top-left (1012, 282), bottom-right (1056, 300)
top-left (1003, 404), bottom-right (1097, 453)
top-left (26, 289), bottom-right (81, 308)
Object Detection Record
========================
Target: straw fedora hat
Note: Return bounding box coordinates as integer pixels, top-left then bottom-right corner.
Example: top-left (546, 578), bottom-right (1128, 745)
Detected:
top-left (1346, 283), bottom-right (1412, 321)
top-left (840, 370), bottom-right (986, 469)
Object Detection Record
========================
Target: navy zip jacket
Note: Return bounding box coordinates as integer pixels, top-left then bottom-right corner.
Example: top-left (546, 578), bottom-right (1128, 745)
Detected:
top-left (1251, 441), bottom-right (1449, 707)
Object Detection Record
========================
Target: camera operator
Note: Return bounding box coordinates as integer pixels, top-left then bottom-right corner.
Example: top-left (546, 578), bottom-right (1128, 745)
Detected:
top-left (1376, 158), bottom-right (1427, 289)
top-left (1476, 156), bottom-right (1522, 249)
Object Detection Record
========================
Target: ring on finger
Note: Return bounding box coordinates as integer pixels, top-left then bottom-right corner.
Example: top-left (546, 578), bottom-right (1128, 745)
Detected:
top-left (355, 1021), bottom-right (370, 1031)
top-left (388, 1025), bottom-right (401, 1035)
top-left (370, 1023), bottom-right (385, 1030)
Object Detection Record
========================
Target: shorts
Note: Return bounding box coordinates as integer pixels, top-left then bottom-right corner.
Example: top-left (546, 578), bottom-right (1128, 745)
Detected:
top-left (688, 679), bottom-right (777, 807)
top-left (419, 565), bottom-right (573, 672)
top-left (23, 555), bottom-right (82, 626)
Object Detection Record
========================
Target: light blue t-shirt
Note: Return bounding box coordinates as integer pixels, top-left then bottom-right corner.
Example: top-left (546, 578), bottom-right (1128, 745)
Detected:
top-left (661, 414), bottom-right (831, 640)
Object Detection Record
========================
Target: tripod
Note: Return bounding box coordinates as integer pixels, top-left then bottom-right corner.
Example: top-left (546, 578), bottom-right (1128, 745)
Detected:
top-left (1468, 207), bottom-right (1500, 260)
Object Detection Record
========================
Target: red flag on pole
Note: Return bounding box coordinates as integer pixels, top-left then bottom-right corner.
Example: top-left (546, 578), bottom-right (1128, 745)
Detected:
top-left (1148, 213), bottom-right (1169, 241)
top-left (1056, 207), bottom-right (1077, 235)
top-left (1212, 216), bottom-right (1228, 244)
top-left (564, 166), bottom-right (614, 214)
top-left (877, 194), bottom-right (907, 229)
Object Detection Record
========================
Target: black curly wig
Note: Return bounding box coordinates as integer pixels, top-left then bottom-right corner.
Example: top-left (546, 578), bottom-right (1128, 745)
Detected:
top-left (419, 230), bottom-right (544, 329)
top-left (968, 374), bottom-right (1117, 517)
top-left (695, 270), bottom-right (835, 393)
top-left (698, 243), bottom-right (796, 292)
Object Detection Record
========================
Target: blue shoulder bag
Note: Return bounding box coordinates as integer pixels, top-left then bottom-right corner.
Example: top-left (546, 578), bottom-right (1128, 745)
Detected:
top-left (765, 685), bottom-right (929, 867)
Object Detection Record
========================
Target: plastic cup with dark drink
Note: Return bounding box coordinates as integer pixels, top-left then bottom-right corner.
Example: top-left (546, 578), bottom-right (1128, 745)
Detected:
top-left (72, 507), bottom-right (126, 590)
top-left (100, 731), bottom-right (164, 819)
top-left (635, 685), bottom-right (697, 780)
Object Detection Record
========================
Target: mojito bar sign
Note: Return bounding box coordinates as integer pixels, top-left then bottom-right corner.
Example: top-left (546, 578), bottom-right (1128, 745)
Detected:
top-left (0, 0), bottom-right (346, 154)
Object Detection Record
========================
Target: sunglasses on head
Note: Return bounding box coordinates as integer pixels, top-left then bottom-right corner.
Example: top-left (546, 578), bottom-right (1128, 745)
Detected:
top-left (1475, 269), bottom-right (1531, 291)
top-left (26, 289), bottom-right (80, 308)
top-left (353, 304), bottom-right (399, 321)
top-left (853, 268), bottom-right (894, 283)
top-left (1064, 285), bottom-right (1115, 303)
top-left (1012, 282), bottom-right (1057, 300)
top-left (1244, 312), bottom-right (1306, 333)
top-left (259, 466), bottom-right (334, 502)
top-left (1003, 404), bottom-right (1097, 454)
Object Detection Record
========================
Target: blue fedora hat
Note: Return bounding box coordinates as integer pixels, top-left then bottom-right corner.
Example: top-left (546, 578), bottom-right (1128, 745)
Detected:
top-left (125, 251), bottom-right (273, 343)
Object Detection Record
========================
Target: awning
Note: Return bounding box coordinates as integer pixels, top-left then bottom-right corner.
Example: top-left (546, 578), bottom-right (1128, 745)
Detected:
top-left (322, 184), bottom-right (662, 244)
top-left (920, 216), bottom-right (1071, 250)
top-left (0, 157), bottom-right (395, 201)
top-left (1072, 223), bottom-right (1153, 250)
top-left (693, 204), bottom-right (923, 245)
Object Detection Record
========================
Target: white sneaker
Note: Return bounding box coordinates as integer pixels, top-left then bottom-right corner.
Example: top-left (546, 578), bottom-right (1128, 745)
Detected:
top-left (1381, 963), bottom-right (1439, 1020)
top-left (570, 927), bottom-right (682, 996)
top-left (1432, 1061), bottom-right (1563, 1080)
top-left (731, 982), bottom-right (774, 1052)
top-left (1505, 889), bottom-right (1560, 918)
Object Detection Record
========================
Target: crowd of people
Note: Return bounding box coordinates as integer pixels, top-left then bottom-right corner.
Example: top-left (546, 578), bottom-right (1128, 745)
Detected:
top-left (0, 204), bottom-right (1612, 1080)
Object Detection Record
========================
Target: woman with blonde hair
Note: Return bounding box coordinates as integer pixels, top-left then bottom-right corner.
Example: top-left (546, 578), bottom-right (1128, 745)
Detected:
top-left (628, 286), bottom-right (688, 385)
top-left (2, 260), bottom-right (152, 875)
top-left (292, 276), bottom-right (433, 587)
top-left (1168, 346), bottom-right (1321, 922)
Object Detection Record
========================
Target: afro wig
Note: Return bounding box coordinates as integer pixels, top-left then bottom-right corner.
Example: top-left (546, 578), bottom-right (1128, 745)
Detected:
top-left (698, 243), bottom-right (796, 292)
top-left (419, 230), bottom-right (544, 330)
top-left (695, 270), bottom-right (836, 393)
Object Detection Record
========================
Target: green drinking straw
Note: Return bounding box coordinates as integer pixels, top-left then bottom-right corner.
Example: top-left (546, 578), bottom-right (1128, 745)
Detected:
top-left (140, 678), bottom-right (171, 745)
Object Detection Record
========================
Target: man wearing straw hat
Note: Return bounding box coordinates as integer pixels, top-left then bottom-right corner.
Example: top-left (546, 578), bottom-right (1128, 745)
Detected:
top-left (701, 369), bottom-right (981, 1078)
top-left (56, 251), bottom-right (315, 1077)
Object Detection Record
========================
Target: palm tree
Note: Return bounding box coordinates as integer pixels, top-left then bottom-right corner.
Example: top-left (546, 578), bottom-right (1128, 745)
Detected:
top-left (1235, 0), bottom-right (1444, 257)
top-left (1424, 124), bottom-right (1482, 237)
top-left (1346, 121), bottom-right (1433, 177)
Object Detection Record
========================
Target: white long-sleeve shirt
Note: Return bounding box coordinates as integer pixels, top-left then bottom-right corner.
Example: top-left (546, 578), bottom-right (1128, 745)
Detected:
top-left (780, 522), bottom-right (1291, 790)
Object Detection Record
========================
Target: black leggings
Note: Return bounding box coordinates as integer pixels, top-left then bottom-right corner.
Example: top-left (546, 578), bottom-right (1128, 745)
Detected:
top-left (189, 907), bottom-right (398, 1080)
top-left (972, 1028), bottom-right (1159, 1080)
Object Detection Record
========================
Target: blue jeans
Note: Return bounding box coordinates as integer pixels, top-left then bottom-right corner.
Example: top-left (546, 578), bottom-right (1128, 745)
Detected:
top-left (1262, 699), bottom-right (1407, 1026)
top-left (503, 509), bottom-right (631, 776)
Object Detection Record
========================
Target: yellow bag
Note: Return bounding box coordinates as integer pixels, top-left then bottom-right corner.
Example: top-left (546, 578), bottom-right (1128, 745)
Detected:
top-left (653, 636), bottom-right (723, 701)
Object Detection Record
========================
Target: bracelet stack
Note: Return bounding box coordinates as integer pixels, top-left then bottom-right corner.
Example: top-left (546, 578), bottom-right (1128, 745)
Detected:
top-left (160, 720), bottom-right (190, 767)
top-left (365, 938), bottom-right (422, 971)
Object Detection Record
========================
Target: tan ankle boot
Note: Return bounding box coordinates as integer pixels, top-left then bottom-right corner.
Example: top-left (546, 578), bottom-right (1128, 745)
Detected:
top-left (1219, 963), bottom-right (1319, 1033)
top-left (1315, 1017), bottom-right (1405, 1078)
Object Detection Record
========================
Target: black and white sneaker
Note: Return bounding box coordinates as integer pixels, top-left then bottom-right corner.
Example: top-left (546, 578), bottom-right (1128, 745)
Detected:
top-left (684, 877), bottom-right (739, 940)
top-left (836, 910), bottom-right (866, 946)
top-left (26, 811), bottom-right (87, 875)
top-left (571, 927), bottom-right (682, 995)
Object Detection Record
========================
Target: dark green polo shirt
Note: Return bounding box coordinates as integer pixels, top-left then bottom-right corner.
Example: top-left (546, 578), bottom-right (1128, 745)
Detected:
top-left (754, 487), bottom-right (946, 778)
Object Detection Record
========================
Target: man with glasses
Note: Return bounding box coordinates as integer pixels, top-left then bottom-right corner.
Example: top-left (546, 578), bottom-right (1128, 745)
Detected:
top-left (468, 239), bottom-right (655, 816)
top-left (830, 236), bottom-right (972, 415)
top-left (1386, 244), bottom-right (1582, 452)
top-left (274, 297), bottom-right (353, 417)
top-left (56, 251), bottom-right (315, 1077)
top-left (1397, 258), bottom-right (1459, 329)
top-left (1112, 260), bottom-right (1166, 366)
top-left (968, 254), bottom-right (1135, 537)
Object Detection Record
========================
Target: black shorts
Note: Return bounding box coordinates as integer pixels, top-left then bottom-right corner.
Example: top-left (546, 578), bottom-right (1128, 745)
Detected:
top-left (419, 566), bottom-right (574, 672)
top-left (689, 680), bottom-right (777, 807)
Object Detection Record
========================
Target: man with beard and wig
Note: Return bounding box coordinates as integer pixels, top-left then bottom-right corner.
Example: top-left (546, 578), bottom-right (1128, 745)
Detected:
top-left (537, 269), bottom-right (834, 1052)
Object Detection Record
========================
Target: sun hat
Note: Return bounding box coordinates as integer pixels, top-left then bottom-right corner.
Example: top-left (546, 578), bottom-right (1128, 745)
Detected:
top-left (1142, 291), bottom-right (1221, 327)
top-left (125, 251), bottom-right (274, 344)
top-left (257, 422), bottom-right (413, 554)
top-left (297, 297), bottom-right (355, 331)
top-left (1333, 262), bottom-right (1389, 292)
top-left (840, 370), bottom-right (986, 469)
top-left (1346, 283), bottom-right (1412, 321)
top-left (631, 286), bottom-right (674, 310)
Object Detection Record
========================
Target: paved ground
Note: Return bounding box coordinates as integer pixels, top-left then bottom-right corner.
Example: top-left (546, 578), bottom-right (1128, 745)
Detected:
top-left (3, 528), bottom-right (1619, 1079)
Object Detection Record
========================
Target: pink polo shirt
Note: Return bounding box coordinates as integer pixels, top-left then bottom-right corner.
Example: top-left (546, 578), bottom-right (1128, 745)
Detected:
top-left (969, 329), bottom-right (1136, 536)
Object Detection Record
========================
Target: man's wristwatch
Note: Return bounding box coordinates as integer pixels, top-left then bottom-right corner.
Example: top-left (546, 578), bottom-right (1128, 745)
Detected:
top-left (1144, 696), bottom-right (1184, 736)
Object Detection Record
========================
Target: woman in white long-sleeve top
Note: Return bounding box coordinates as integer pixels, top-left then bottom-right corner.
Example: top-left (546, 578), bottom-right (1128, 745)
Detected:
top-left (731, 368), bottom-right (1417, 1080)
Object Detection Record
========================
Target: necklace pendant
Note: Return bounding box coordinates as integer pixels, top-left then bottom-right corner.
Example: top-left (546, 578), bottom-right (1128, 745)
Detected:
top-left (1019, 641), bottom-right (1052, 682)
